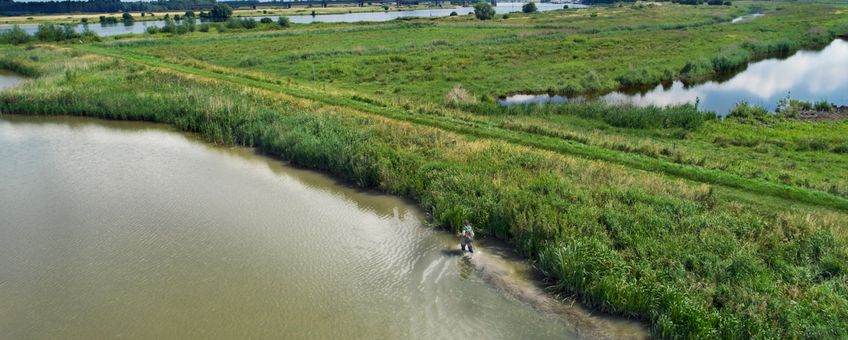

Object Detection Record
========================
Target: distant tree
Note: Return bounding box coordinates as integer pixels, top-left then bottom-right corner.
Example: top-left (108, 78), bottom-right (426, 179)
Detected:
top-left (260, 17), bottom-right (272, 24)
top-left (522, 2), bottom-right (537, 13)
top-left (209, 4), bottom-right (233, 21)
top-left (184, 10), bottom-right (196, 18)
top-left (473, 2), bottom-right (495, 20)
top-left (277, 16), bottom-right (290, 27)
top-left (174, 14), bottom-right (181, 21)
top-left (80, 17), bottom-right (88, 23)
top-left (121, 12), bottom-right (133, 22)
top-left (449, 11), bottom-right (458, 16)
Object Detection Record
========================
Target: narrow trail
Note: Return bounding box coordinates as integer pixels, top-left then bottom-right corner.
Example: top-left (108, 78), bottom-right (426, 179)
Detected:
top-left (81, 45), bottom-right (848, 211)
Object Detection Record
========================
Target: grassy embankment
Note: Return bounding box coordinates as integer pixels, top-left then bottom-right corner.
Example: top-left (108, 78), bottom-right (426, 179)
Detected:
top-left (101, 0), bottom-right (848, 200)
top-left (2, 1), bottom-right (848, 338)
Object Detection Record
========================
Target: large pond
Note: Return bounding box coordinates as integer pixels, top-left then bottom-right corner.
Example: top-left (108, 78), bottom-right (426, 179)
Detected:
top-left (0, 3), bottom-right (582, 37)
top-left (500, 39), bottom-right (848, 116)
top-left (0, 114), bottom-right (646, 339)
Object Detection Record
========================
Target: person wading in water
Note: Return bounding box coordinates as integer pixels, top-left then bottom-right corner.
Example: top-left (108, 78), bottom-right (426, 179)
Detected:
top-left (458, 219), bottom-right (474, 253)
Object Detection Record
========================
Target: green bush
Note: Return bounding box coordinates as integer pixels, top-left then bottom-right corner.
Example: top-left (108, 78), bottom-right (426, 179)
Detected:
top-left (239, 56), bottom-right (263, 67)
top-left (34, 24), bottom-right (79, 42)
top-left (474, 3), bottom-right (495, 20)
top-left (260, 17), bottom-right (273, 24)
top-left (522, 2), bottom-right (537, 13)
top-left (727, 101), bottom-right (769, 122)
top-left (0, 26), bottom-right (32, 45)
top-left (278, 16), bottom-right (291, 27)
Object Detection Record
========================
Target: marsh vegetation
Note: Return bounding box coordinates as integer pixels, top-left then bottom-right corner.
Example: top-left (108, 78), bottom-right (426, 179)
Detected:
top-left (1, 1), bottom-right (847, 338)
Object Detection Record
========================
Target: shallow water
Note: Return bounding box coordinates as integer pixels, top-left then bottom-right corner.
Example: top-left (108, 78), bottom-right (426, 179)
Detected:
top-left (0, 70), bottom-right (26, 91)
top-left (500, 39), bottom-right (848, 116)
top-left (731, 13), bottom-right (763, 23)
top-left (0, 115), bottom-right (645, 339)
top-left (0, 3), bottom-right (582, 37)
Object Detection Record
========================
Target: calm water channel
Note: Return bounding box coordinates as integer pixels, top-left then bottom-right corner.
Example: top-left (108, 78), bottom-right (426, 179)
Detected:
top-left (0, 3), bottom-right (581, 37)
top-left (500, 39), bottom-right (848, 116)
top-left (0, 113), bottom-right (645, 339)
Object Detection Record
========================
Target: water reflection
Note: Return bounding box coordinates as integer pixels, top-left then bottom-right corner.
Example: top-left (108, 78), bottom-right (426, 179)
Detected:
top-left (731, 13), bottom-right (763, 23)
top-left (0, 3), bottom-right (582, 37)
top-left (0, 70), bottom-right (27, 91)
top-left (500, 39), bottom-right (848, 116)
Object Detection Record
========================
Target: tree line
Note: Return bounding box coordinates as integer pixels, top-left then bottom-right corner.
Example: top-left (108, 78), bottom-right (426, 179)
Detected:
top-left (0, 0), bottom-right (216, 15)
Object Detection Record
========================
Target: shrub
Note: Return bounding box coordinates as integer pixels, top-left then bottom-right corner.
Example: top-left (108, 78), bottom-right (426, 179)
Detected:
top-left (35, 24), bottom-right (79, 42)
top-left (474, 3), bottom-right (495, 20)
top-left (727, 101), bottom-right (769, 121)
top-left (449, 11), bottom-right (458, 16)
top-left (278, 16), bottom-right (291, 27)
top-left (226, 17), bottom-right (243, 29)
top-left (208, 4), bottom-right (233, 21)
top-left (146, 26), bottom-right (159, 34)
top-left (522, 2), bottom-right (538, 13)
top-left (184, 11), bottom-right (196, 18)
top-left (239, 56), bottom-right (262, 67)
top-left (199, 23), bottom-right (211, 32)
top-left (711, 45), bottom-right (750, 72)
top-left (260, 17), bottom-right (273, 24)
top-left (502, 14), bottom-right (510, 19)
top-left (122, 12), bottom-right (134, 22)
top-left (680, 57), bottom-right (713, 82)
top-left (563, 5), bottom-right (569, 9)
top-left (0, 26), bottom-right (32, 45)
top-left (239, 18), bottom-right (258, 29)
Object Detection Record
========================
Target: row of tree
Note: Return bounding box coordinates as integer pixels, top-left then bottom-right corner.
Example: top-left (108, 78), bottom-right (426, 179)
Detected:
top-left (0, 0), bottom-right (217, 15)
top-left (0, 24), bottom-right (98, 45)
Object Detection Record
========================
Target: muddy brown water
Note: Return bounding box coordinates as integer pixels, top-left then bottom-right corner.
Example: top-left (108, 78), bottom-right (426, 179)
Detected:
top-left (0, 114), bottom-right (647, 339)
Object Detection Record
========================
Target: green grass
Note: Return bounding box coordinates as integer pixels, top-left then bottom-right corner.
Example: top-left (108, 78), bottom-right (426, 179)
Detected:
top-left (2, 43), bottom-right (848, 339)
top-left (2, 2), bottom-right (848, 337)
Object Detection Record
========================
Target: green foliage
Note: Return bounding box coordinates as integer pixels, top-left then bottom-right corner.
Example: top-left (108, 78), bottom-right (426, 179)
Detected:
top-left (121, 12), bottom-right (133, 22)
top-left (449, 11), bottom-right (458, 16)
top-left (260, 17), bottom-right (273, 24)
top-left (473, 3), bottom-right (495, 20)
top-left (35, 23), bottom-right (79, 42)
top-left (206, 3), bottom-right (233, 21)
top-left (4, 49), bottom-right (847, 339)
top-left (522, 2), bottom-right (537, 13)
top-left (0, 26), bottom-right (32, 45)
top-left (238, 55), bottom-right (262, 67)
top-left (277, 16), bottom-right (290, 27)
top-left (461, 101), bottom-right (714, 130)
top-left (727, 101), bottom-right (770, 122)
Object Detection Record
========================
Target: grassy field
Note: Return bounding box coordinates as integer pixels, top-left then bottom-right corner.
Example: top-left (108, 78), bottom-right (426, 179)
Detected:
top-left (2, 1), bottom-right (848, 338)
